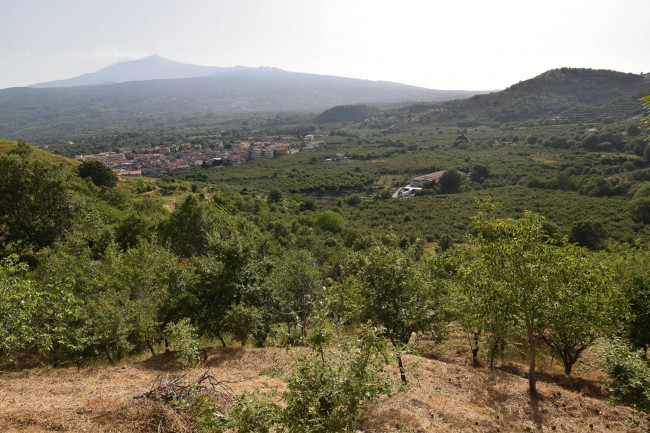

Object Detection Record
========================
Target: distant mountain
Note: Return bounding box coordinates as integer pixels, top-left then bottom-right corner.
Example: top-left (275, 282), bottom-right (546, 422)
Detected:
top-left (29, 55), bottom-right (226, 88)
top-left (0, 58), bottom-right (484, 141)
top-left (415, 68), bottom-right (650, 124)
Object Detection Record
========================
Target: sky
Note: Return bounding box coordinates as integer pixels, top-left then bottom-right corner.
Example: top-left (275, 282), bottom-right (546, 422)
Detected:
top-left (1, 0), bottom-right (649, 90)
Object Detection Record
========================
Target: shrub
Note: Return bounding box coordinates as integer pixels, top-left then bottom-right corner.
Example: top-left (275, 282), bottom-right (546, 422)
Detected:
top-left (345, 194), bottom-right (362, 207)
top-left (315, 210), bottom-right (344, 233)
top-left (78, 160), bottom-right (118, 187)
top-left (224, 304), bottom-right (267, 347)
top-left (599, 338), bottom-right (650, 413)
top-left (631, 198), bottom-right (650, 224)
top-left (191, 325), bottom-right (398, 432)
top-left (164, 319), bottom-right (200, 367)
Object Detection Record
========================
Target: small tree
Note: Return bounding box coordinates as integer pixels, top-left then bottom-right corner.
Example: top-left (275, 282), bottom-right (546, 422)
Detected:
top-left (193, 325), bottom-right (398, 433)
top-left (467, 199), bottom-right (619, 392)
top-left (0, 255), bottom-right (80, 364)
top-left (349, 245), bottom-right (447, 383)
top-left (439, 169), bottom-right (463, 193)
top-left (78, 160), bottom-right (118, 187)
top-left (315, 210), bottom-right (344, 233)
top-left (267, 189), bottom-right (282, 204)
top-left (345, 194), bottom-right (362, 207)
top-left (267, 251), bottom-right (324, 340)
top-left (569, 219), bottom-right (607, 250)
top-left (599, 338), bottom-right (650, 413)
top-left (631, 198), bottom-right (650, 224)
top-left (164, 318), bottom-right (200, 367)
top-left (538, 245), bottom-right (622, 376)
top-left (224, 304), bottom-right (266, 347)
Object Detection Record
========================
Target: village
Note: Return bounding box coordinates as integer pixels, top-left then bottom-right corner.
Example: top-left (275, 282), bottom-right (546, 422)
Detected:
top-left (74, 134), bottom-right (327, 177)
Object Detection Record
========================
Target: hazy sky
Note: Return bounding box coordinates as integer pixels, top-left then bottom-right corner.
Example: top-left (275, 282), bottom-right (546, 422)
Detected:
top-left (2, 0), bottom-right (649, 90)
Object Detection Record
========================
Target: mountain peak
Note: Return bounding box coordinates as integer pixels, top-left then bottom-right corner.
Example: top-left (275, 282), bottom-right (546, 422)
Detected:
top-left (30, 56), bottom-right (224, 88)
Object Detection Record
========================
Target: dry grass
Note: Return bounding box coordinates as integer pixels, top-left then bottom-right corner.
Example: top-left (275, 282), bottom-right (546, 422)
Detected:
top-left (1, 343), bottom-right (648, 433)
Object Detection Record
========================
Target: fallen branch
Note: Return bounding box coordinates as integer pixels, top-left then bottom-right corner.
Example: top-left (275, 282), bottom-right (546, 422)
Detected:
top-left (135, 369), bottom-right (240, 411)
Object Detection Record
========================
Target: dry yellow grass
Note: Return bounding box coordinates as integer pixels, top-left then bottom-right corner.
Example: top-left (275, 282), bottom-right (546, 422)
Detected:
top-left (0, 139), bottom-right (76, 166)
top-left (1, 344), bottom-right (648, 433)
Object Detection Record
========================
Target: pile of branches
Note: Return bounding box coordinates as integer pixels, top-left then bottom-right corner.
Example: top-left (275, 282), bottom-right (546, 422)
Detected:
top-left (135, 370), bottom-right (237, 411)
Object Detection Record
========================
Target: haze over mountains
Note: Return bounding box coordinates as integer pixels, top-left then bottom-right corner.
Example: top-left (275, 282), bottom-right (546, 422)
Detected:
top-left (1, 56), bottom-right (648, 144)
top-left (0, 56), bottom-right (486, 140)
top-left (29, 55), bottom-right (230, 88)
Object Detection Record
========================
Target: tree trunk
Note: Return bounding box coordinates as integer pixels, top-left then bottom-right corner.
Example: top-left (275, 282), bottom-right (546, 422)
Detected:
top-left (563, 360), bottom-right (573, 376)
top-left (472, 332), bottom-right (480, 367)
top-left (301, 296), bottom-right (308, 339)
top-left (526, 318), bottom-right (537, 394)
top-left (104, 348), bottom-right (114, 364)
top-left (217, 332), bottom-right (227, 348)
top-left (164, 338), bottom-right (170, 353)
top-left (391, 337), bottom-right (408, 384)
top-left (146, 341), bottom-right (155, 357)
top-left (397, 354), bottom-right (408, 384)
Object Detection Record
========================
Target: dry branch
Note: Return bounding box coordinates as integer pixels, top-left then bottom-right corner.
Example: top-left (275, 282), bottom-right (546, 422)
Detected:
top-left (135, 370), bottom-right (238, 411)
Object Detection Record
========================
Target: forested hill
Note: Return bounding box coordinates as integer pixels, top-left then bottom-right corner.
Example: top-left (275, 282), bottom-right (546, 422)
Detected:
top-left (0, 66), bottom-right (482, 142)
top-left (315, 104), bottom-right (381, 124)
top-left (415, 68), bottom-right (650, 124)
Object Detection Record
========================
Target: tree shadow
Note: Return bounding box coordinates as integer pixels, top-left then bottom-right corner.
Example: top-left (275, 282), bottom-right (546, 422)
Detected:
top-left (135, 351), bottom-right (183, 372)
top-left (203, 347), bottom-right (248, 368)
top-left (497, 363), bottom-right (607, 399)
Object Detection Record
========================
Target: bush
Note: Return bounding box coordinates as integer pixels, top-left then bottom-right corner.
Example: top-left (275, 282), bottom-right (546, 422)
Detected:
top-left (315, 210), bottom-right (344, 233)
top-left (0, 255), bottom-right (81, 365)
top-left (164, 319), bottom-right (200, 367)
top-left (345, 194), bottom-right (362, 207)
top-left (631, 198), bottom-right (650, 224)
top-left (78, 160), bottom-right (118, 187)
top-left (192, 325), bottom-right (398, 432)
top-left (224, 304), bottom-right (267, 347)
top-left (599, 338), bottom-right (650, 413)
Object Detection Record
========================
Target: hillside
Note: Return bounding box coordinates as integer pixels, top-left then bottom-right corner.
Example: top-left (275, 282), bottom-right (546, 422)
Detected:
top-left (0, 62), bottom-right (483, 143)
top-left (315, 104), bottom-right (381, 124)
top-left (1, 344), bottom-right (648, 433)
top-left (0, 138), bottom-right (75, 166)
top-left (414, 68), bottom-right (650, 124)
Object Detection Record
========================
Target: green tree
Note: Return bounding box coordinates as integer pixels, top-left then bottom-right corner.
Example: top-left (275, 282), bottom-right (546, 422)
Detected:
top-left (453, 247), bottom-right (514, 369)
top-left (61, 240), bottom-right (185, 362)
top-left (159, 195), bottom-right (220, 257)
top-left (202, 325), bottom-right (398, 433)
top-left (537, 245), bottom-right (622, 375)
top-left (315, 210), bottom-right (344, 233)
top-left (439, 168), bottom-right (463, 193)
top-left (224, 303), bottom-right (267, 347)
top-left (0, 151), bottom-right (79, 252)
top-left (187, 215), bottom-right (266, 347)
top-left (609, 249), bottom-right (650, 354)
top-left (466, 200), bottom-right (618, 391)
top-left (0, 255), bottom-right (80, 364)
top-left (164, 318), bottom-right (200, 367)
top-left (78, 160), bottom-right (118, 187)
top-left (267, 251), bottom-right (324, 340)
top-left (349, 245), bottom-right (447, 383)
top-left (345, 194), bottom-right (362, 207)
top-left (267, 189), bottom-right (283, 203)
top-left (631, 198), bottom-right (650, 224)
top-left (569, 219), bottom-right (607, 250)
top-left (469, 164), bottom-right (489, 182)
top-left (600, 338), bottom-right (650, 413)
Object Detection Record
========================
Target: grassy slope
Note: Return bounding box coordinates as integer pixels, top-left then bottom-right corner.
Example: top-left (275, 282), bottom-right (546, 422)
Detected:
top-left (0, 138), bottom-right (76, 166)
top-left (1, 339), bottom-right (648, 432)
